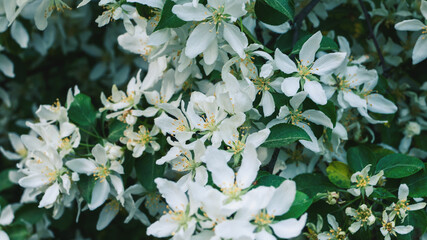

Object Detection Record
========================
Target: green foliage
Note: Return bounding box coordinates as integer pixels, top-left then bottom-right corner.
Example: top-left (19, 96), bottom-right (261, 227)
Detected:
top-left (293, 173), bottom-right (336, 198)
top-left (0, 169), bottom-right (14, 192)
top-left (261, 123), bottom-right (310, 148)
top-left (6, 222), bottom-right (29, 240)
top-left (108, 120), bottom-right (127, 142)
top-left (154, 0), bottom-right (186, 31)
top-left (347, 145), bottom-right (376, 172)
top-left (254, 173), bottom-right (285, 188)
top-left (279, 191), bottom-right (312, 219)
top-left (135, 153), bottom-right (165, 191)
top-left (318, 101), bottom-right (337, 127)
top-left (375, 153), bottom-right (424, 179)
top-left (402, 165), bottom-right (427, 198)
top-left (254, 0), bottom-right (291, 25)
top-left (370, 188), bottom-right (395, 200)
top-left (326, 161), bottom-right (352, 188)
top-left (68, 94), bottom-right (97, 127)
top-left (263, 0), bottom-right (294, 20)
top-left (14, 204), bottom-right (47, 224)
top-left (77, 174), bottom-right (96, 204)
top-left (291, 35), bottom-right (338, 55)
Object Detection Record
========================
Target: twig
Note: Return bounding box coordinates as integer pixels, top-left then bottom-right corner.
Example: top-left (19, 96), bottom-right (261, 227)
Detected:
top-left (267, 148), bottom-right (280, 173)
top-left (292, 0), bottom-right (321, 47)
top-left (358, 0), bottom-right (388, 74)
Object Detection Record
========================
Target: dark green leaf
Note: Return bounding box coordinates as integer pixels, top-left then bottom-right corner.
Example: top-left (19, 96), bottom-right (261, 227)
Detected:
top-left (68, 93), bottom-right (97, 127)
top-left (402, 166), bottom-right (427, 198)
top-left (7, 222), bottom-right (29, 240)
top-left (77, 174), bottom-right (96, 203)
top-left (375, 154), bottom-right (424, 179)
top-left (279, 191), bottom-right (312, 219)
top-left (154, 0), bottom-right (186, 31)
top-left (135, 153), bottom-right (165, 191)
top-left (294, 173), bottom-right (336, 198)
top-left (255, 0), bottom-right (290, 25)
top-left (14, 204), bottom-right (46, 224)
top-left (0, 169), bottom-right (14, 192)
top-left (108, 120), bottom-right (127, 142)
top-left (263, 0), bottom-right (294, 20)
top-left (326, 161), bottom-right (352, 188)
top-left (291, 35), bottom-right (338, 55)
top-left (136, 3), bottom-right (156, 19)
top-left (261, 123), bottom-right (310, 148)
top-left (253, 174), bottom-right (285, 188)
top-left (347, 145), bottom-right (376, 172)
top-left (370, 188), bottom-right (395, 200)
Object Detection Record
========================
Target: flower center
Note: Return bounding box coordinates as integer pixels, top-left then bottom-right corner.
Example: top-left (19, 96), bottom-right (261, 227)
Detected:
top-left (383, 221), bottom-right (395, 232)
top-left (137, 126), bottom-right (152, 146)
top-left (172, 118), bottom-right (189, 133)
top-left (285, 108), bottom-right (306, 125)
top-left (356, 175), bottom-right (370, 188)
top-left (94, 165), bottom-right (110, 182)
top-left (49, 0), bottom-right (71, 12)
top-left (394, 200), bottom-right (410, 215)
top-left (50, 99), bottom-right (62, 112)
top-left (227, 139), bottom-right (246, 155)
top-left (355, 206), bottom-right (372, 223)
top-left (252, 77), bottom-right (272, 93)
top-left (59, 137), bottom-right (72, 150)
top-left (207, 5), bottom-right (228, 25)
top-left (254, 209), bottom-right (274, 227)
top-left (221, 183), bottom-right (242, 201)
top-left (422, 26), bottom-right (427, 35)
top-left (297, 61), bottom-right (314, 78)
top-left (327, 227), bottom-right (347, 240)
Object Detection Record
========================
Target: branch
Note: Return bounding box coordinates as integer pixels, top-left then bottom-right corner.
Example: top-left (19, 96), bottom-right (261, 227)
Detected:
top-left (358, 0), bottom-right (388, 74)
top-left (292, 0), bottom-right (321, 47)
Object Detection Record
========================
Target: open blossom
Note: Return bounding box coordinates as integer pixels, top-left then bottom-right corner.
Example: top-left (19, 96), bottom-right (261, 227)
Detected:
top-left (318, 214), bottom-right (348, 240)
top-left (215, 180), bottom-right (307, 240)
top-left (18, 147), bottom-right (73, 208)
top-left (348, 164), bottom-right (383, 197)
top-left (121, 125), bottom-right (160, 158)
top-left (380, 211), bottom-right (413, 240)
top-left (172, 0), bottom-right (248, 59)
top-left (395, 0), bottom-right (427, 64)
top-left (65, 144), bottom-right (124, 210)
top-left (346, 204), bottom-right (375, 234)
top-left (275, 31), bottom-right (346, 105)
top-left (386, 184), bottom-right (426, 220)
top-left (146, 178), bottom-right (199, 239)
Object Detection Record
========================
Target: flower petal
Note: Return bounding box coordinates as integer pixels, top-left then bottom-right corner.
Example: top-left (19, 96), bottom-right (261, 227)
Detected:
top-left (155, 178), bottom-right (188, 212)
top-left (223, 23), bottom-right (248, 58)
top-left (204, 147), bottom-right (234, 188)
top-left (270, 213), bottom-right (307, 239)
top-left (236, 146), bottom-right (260, 189)
top-left (274, 49), bottom-right (297, 74)
top-left (302, 110), bottom-right (333, 128)
top-left (395, 19), bottom-right (425, 31)
top-left (267, 180), bottom-right (296, 216)
top-left (304, 80), bottom-right (327, 105)
top-left (299, 31), bottom-right (322, 65)
top-left (185, 23), bottom-right (216, 58)
top-left (412, 35), bottom-right (427, 65)
top-left (311, 52), bottom-right (346, 75)
top-left (172, 3), bottom-right (210, 21)
top-left (281, 77), bottom-right (300, 96)
top-left (96, 202), bottom-right (119, 230)
top-left (366, 94), bottom-right (397, 114)
top-left (88, 180), bottom-right (110, 210)
top-left (39, 182), bottom-right (60, 207)
top-left (66, 158), bottom-right (97, 175)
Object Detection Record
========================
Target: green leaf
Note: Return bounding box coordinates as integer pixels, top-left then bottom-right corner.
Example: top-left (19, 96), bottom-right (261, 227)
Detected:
top-left (263, 0), bottom-right (294, 20)
top-left (294, 173), bottom-right (336, 198)
top-left (14, 204), bottom-right (46, 224)
top-left (261, 123), bottom-right (310, 148)
top-left (77, 174), bottom-right (96, 203)
top-left (135, 153), bottom-right (165, 191)
top-left (347, 145), bottom-right (376, 172)
top-left (108, 120), bottom-right (127, 142)
top-left (0, 169), bottom-right (14, 192)
top-left (291, 35), bottom-right (338, 55)
top-left (375, 154), bottom-right (424, 179)
top-left (254, 0), bottom-right (290, 25)
top-left (402, 166), bottom-right (427, 198)
top-left (326, 161), bottom-right (352, 188)
top-left (136, 3), bottom-right (156, 19)
top-left (253, 174), bottom-right (285, 188)
top-left (154, 0), bottom-right (186, 31)
top-left (370, 188), bottom-right (395, 200)
top-left (279, 191), bottom-right (312, 219)
top-left (68, 93), bottom-right (97, 127)
top-left (7, 222), bottom-right (29, 240)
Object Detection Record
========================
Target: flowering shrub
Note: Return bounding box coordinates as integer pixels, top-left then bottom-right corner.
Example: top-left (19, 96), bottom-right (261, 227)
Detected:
top-left (0, 0), bottom-right (427, 239)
